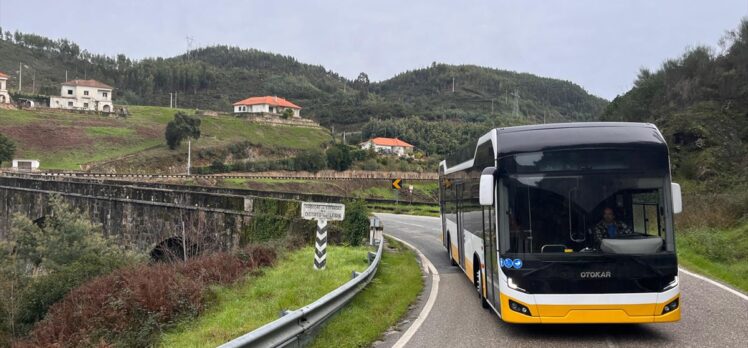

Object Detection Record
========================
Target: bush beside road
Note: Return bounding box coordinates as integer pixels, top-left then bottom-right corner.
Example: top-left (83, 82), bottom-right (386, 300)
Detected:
top-left (158, 245), bottom-right (371, 347)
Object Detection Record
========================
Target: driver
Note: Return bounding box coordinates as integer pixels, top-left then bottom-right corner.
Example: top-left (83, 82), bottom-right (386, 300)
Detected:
top-left (594, 207), bottom-right (632, 244)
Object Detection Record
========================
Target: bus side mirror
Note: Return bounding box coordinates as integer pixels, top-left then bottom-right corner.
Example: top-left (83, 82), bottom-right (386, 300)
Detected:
top-left (480, 167), bottom-right (497, 206)
top-left (671, 183), bottom-right (682, 214)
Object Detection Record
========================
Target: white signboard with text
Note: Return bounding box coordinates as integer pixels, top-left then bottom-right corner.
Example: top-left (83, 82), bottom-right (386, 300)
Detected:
top-left (301, 202), bottom-right (345, 221)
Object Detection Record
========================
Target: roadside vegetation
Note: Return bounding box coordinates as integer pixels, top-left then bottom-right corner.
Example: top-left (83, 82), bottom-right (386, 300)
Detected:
top-left (676, 189), bottom-right (748, 292)
top-left (310, 237), bottom-right (423, 348)
top-left (159, 245), bottom-right (371, 347)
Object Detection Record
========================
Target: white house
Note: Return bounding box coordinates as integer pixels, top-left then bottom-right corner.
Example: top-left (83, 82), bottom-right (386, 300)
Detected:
top-left (49, 79), bottom-right (113, 112)
top-left (0, 71), bottom-right (10, 104)
top-left (12, 159), bottom-right (40, 171)
top-left (360, 137), bottom-right (414, 157)
top-left (232, 96), bottom-right (301, 118)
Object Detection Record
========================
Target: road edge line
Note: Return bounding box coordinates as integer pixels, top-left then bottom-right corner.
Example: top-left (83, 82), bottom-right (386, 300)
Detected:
top-left (385, 233), bottom-right (440, 348)
top-left (678, 267), bottom-right (748, 301)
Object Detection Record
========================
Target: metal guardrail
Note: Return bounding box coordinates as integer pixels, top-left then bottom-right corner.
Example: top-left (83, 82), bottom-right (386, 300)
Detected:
top-left (219, 237), bottom-right (385, 348)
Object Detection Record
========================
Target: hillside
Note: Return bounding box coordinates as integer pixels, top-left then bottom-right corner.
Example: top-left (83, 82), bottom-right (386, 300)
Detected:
top-left (602, 20), bottom-right (748, 188)
top-left (0, 31), bottom-right (607, 128)
top-left (0, 106), bottom-right (331, 172)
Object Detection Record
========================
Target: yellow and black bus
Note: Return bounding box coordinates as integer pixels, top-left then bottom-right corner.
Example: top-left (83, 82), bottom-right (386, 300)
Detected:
top-left (439, 123), bottom-right (682, 323)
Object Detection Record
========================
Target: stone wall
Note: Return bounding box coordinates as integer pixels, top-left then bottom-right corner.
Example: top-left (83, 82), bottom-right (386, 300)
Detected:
top-left (0, 176), bottom-right (306, 255)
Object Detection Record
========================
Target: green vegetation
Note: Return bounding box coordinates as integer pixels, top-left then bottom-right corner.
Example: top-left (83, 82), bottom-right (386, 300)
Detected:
top-left (0, 31), bottom-right (606, 128)
top-left (158, 245), bottom-right (370, 347)
top-left (342, 200), bottom-right (371, 246)
top-left (678, 222), bottom-right (748, 292)
top-left (0, 195), bottom-right (139, 345)
top-left (601, 20), bottom-right (748, 292)
top-left (368, 202), bottom-right (441, 217)
top-left (165, 111), bottom-right (201, 149)
top-left (311, 238), bottom-right (423, 348)
top-left (0, 105), bottom-right (331, 171)
top-left (0, 133), bottom-right (16, 165)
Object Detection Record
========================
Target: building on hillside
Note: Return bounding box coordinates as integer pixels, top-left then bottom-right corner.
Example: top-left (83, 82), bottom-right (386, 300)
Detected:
top-left (359, 137), bottom-right (414, 157)
top-left (49, 79), bottom-right (113, 112)
top-left (232, 96), bottom-right (302, 118)
top-left (0, 71), bottom-right (10, 104)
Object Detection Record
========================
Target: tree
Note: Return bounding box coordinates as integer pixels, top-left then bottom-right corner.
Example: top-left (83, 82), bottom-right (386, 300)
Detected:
top-left (294, 149), bottom-right (326, 172)
top-left (342, 199), bottom-right (370, 246)
top-left (353, 72), bottom-right (370, 99)
top-left (0, 134), bottom-right (16, 166)
top-left (325, 144), bottom-right (352, 171)
top-left (281, 108), bottom-right (294, 119)
top-left (165, 112), bottom-right (201, 150)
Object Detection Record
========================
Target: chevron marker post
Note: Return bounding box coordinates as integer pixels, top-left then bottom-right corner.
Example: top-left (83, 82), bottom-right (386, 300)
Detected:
top-left (314, 219), bottom-right (328, 270)
top-left (300, 202), bottom-right (345, 271)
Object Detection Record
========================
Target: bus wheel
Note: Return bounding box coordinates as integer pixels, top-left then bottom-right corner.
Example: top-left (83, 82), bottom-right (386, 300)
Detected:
top-left (475, 267), bottom-right (489, 308)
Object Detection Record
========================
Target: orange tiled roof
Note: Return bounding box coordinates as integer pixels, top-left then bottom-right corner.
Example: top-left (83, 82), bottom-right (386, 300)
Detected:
top-left (0, 71), bottom-right (8, 78)
top-left (233, 96), bottom-right (301, 109)
top-left (62, 79), bottom-right (113, 89)
top-left (368, 137), bottom-right (414, 147)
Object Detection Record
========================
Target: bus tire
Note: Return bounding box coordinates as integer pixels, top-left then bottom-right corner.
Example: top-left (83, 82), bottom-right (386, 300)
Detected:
top-left (475, 258), bottom-right (489, 308)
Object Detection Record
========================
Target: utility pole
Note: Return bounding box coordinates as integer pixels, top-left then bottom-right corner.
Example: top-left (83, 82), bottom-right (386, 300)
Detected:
top-left (452, 77), bottom-right (455, 93)
top-left (187, 140), bottom-right (191, 175)
top-left (65, 70), bottom-right (68, 82)
top-left (18, 62), bottom-right (22, 93)
top-left (175, 92), bottom-right (178, 108)
top-left (169, 93), bottom-right (173, 108)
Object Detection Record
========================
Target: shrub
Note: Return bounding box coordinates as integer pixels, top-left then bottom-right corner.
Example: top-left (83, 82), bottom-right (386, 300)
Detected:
top-left (326, 144), bottom-right (353, 171)
top-left (342, 199), bottom-right (371, 246)
top-left (294, 149), bottom-right (327, 172)
top-left (165, 112), bottom-right (201, 150)
top-left (17, 245), bottom-right (277, 348)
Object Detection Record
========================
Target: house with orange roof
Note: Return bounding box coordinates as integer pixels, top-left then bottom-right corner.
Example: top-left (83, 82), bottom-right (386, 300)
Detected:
top-left (50, 79), bottom-right (114, 112)
top-left (0, 71), bottom-right (10, 104)
top-left (232, 96), bottom-right (302, 118)
top-left (360, 137), bottom-right (414, 157)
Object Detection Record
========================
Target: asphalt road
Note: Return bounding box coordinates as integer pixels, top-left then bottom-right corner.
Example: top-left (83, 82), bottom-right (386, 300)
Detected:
top-left (376, 213), bottom-right (748, 348)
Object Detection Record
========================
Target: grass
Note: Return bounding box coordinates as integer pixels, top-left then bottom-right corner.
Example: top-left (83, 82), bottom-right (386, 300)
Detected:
top-left (310, 237), bottom-right (423, 348)
top-left (677, 221), bottom-right (748, 292)
top-left (0, 105), bottom-right (331, 171)
top-left (158, 245), bottom-right (370, 348)
top-left (368, 202), bottom-right (441, 217)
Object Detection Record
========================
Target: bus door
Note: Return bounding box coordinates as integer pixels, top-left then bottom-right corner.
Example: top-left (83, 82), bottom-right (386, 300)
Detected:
top-left (482, 199), bottom-right (500, 312)
top-left (456, 182), bottom-right (466, 268)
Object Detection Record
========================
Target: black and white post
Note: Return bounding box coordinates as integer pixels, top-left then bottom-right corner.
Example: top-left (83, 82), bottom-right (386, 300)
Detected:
top-left (314, 219), bottom-right (328, 270)
top-left (301, 202), bottom-right (345, 271)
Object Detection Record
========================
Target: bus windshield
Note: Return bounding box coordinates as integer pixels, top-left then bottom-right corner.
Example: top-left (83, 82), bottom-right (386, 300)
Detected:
top-left (498, 149), bottom-right (673, 255)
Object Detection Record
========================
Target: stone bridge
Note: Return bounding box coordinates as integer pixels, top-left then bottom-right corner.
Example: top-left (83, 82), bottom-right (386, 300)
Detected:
top-left (0, 175), bottom-right (314, 259)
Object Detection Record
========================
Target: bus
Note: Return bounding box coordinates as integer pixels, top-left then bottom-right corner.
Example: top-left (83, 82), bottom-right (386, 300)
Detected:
top-left (439, 122), bottom-right (683, 324)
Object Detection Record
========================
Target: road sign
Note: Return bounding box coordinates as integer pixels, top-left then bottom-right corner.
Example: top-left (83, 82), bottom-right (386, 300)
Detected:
top-left (392, 178), bottom-right (403, 190)
top-left (301, 202), bottom-right (345, 221)
top-left (301, 202), bottom-right (345, 270)
top-left (408, 184), bottom-right (414, 194)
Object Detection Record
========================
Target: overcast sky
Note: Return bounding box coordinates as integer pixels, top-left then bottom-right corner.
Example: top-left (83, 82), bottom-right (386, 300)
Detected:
top-left (1, 0), bottom-right (746, 99)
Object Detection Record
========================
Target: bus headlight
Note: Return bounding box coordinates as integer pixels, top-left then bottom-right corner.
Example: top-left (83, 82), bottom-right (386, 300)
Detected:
top-left (509, 299), bottom-right (532, 316)
top-left (507, 277), bottom-right (526, 293)
top-left (662, 298), bottom-right (679, 314)
top-left (663, 276), bottom-right (679, 291)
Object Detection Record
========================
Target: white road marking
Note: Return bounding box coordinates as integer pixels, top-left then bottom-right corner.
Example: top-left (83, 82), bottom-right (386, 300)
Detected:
top-left (678, 267), bottom-right (748, 301)
top-left (387, 220), bottom-right (426, 229)
top-left (386, 233), bottom-right (440, 348)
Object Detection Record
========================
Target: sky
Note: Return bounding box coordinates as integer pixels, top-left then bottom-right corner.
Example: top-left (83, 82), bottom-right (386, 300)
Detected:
top-left (1, 0), bottom-right (747, 100)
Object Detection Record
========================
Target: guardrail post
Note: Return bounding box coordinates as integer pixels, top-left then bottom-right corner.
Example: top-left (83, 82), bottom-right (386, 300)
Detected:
top-left (351, 271), bottom-right (361, 279)
top-left (367, 251), bottom-right (376, 264)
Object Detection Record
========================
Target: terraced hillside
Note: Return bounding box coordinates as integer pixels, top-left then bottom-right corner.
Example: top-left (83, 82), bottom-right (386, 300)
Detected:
top-left (0, 106), bottom-right (331, 172)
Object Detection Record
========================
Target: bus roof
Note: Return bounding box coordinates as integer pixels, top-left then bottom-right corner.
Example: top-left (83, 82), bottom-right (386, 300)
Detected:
top-left (495, 122), bottom-right (667, 158)
top-left (442, 122), bottom-right (668, 171)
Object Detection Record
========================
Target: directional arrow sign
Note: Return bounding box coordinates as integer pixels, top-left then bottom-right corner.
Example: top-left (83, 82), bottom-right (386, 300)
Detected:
top-left (392, 178), bottom-right (403, 190)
